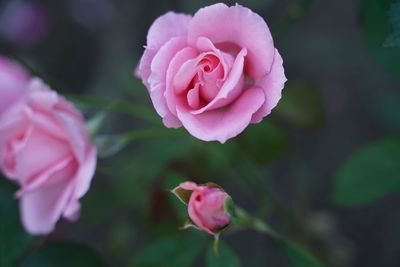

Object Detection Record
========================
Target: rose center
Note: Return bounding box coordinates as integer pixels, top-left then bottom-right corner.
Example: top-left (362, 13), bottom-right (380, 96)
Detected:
top-left (173, 51), bottom-right (235, 110)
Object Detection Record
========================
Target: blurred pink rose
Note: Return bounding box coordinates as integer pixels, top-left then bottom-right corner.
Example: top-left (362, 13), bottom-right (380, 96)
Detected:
top-left (174, 181), bottom-right (231, 235)
top-left (0, 61), bottom-right (97, 235)
top-left (136, 3), bottom-right (286, 143)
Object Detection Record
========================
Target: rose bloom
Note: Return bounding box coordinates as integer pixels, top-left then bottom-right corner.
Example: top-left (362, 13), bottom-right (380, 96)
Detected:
top-left (174, 181), bottom-right (231, 235)
top-left (0, 57), bottom-right (97, 235)
top-left (136, 3), bottom-right (286, 143)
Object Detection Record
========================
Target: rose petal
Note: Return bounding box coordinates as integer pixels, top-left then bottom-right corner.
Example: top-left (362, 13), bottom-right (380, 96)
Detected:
top-left (55, 110), bottom-right (88, 164)
top-left (15, 126), bottom-right (71, 186)
top-left (63, 146), bottom-right (97, 219)
top-left (179, 181), bottom-right (201, 191)
top-left (148, 37), bottom-right (189, 128)
top-left (70, 146), bottom-right (97, 200)
top-left (146, 12), bottom-right (191, 50)
top-left (164, 46), bottom-right (198, 116)
top-left (16, 157), bottom-right (74, 198)
top-left (251, 49), bottom-right (287, 123)
top-left (27, 78), bottom-right (58, 109)
top-left (196, 188), bottom-right (229, 230)
top-left (136, 48), bottom-right (157, 87)
top-left (188, 3), bottom-right (275, 78)
top-left (191, 48), bottom-right (247, 114)
top-left (187, 83), bottom-right (201, 109)
top-left (0, 56), bottom-right (29, 115)
top-left (19, 159), bottom-right (78, 235)
top-left (187, 190), bottom-right (214, 235)
top-left (177, 87), bottom-right (265, 143)
top-left (136, 12), bottom-right (191, 83)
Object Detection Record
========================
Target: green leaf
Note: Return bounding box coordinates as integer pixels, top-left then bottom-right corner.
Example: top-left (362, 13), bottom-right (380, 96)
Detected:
top-left (278, 238), bottom-right (325, 267)
top-left (332, 135), bottom-right (400, 206)
top-left (131, 234), bottom-right (204, 267)
top-left (20, 242), bottom-right (105, 267)
top-left (383, 2), bottom-right (400, 47)
top-left (0, 179), bottom-right (35, 267)
top-left (86, 111), bottom-right (108, 137)
top-left (238, 120), bottom-right (289, 164)
top-left (274, 81), bottom-right (325, 129)
top-left (375, 91), bottom-right (400, 131)
top-left (361, 0), bottom-right (400, 77)
top-left (206, 242), bottom-right (241, 267)
top-left (94, 135), bottom-right (129, 158)
top-left (67, 94), bottom-right (160, 124)
top-left (95, 128), bottom-right (180, 158)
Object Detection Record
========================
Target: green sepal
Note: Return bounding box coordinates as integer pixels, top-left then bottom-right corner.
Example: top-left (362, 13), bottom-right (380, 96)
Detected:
top-left (223, 196), bottom-right (235, 217)
top-left (203, 182), bottom-right (224, 191)
top-left (213, 233), bottom-right (220, 256)
top-left (171, 186), bottom-right (193, 205)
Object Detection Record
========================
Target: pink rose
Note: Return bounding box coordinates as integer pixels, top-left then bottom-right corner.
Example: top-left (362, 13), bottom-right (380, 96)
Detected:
top-left (136, 3), bottom-right (286, 143)
top-left (0, 67), bottom-right (97, 235)
top-left (173, 181), bottom-right (231, 235)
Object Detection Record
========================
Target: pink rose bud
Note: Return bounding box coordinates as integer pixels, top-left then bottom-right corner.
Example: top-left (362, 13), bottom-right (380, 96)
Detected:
top-left (136, 3), bottom-right (286, 143)
top-left (172, 181), bottom-right (232, 235)
top-left (0, 58), bottom-right (97, 235)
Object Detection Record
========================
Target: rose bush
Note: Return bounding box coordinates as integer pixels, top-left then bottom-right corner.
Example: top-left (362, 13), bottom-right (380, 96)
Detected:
top-left (136, 3), bottom-right (286, 143)
top-left (172, 181), bottom-right (231, 235)
top-left (0, 57), bottom-right (97, 235)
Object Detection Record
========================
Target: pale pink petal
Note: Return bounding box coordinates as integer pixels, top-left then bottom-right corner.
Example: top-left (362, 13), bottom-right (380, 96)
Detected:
top-left (30, 109), bottom-right (68, 141)
top-left (188, 190), bottom-right (214, 235)
top-left (191, 48), bottom-right (247, 114)
top-left (136, 48), bottom-right (157, 87)
top-left (55, 111), bottom-right (88, 164)
top-left (136, 12), bottom-right (191, 84)
top-left (0, 56), bottom-right (29, 115)
top-left (146, 12), bottom-right (191, 50)
top-left (73, 146), bottom-right (97, 198)
top-left (0, 108), bottom-right (30, 178)
top-left (63, 146), bottom-right (97, 219)
top-left (15, 126), bottom-right (71, 186)
top-left (195, 37), bottom-right (234, 81)
top-left (27, 78), bottom-right (58, 109)
top-left (179, 181), bottom-right (201, 191)
top-left (177, 87), bottom-right (265, 143)
top-left (165, 47), bottom-right (198, 115)
top-left (251, 49), bottom-right (287, 123)
top-left (162, 116), bottom-right (182, 128)
top-left (187, 84), bottom-right (201, 109)
top-left (197, 189), bottom-right (230, 230)
top-left (148, 37), bottom-right (189, 127)
top-left (173, 57), bottom-right (201, 95)
top-left (188, 3), bottom-right (275, 78)
top-left (63, 200), bottom-right (80, 221)
top-left (19, 160), bottom-right (78, 235)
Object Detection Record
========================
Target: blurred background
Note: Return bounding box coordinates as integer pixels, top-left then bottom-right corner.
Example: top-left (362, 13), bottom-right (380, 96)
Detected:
top-left (1, 0), bottom-right (400, 266)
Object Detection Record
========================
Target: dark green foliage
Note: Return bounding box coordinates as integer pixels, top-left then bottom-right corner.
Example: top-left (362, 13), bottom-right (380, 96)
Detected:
top-left (332, 135), bottom-right (400, 206)
top-left (361, 0), bottom-right (400, 77)
top-left (206, 243), bottom-right (241, 267)
top-left (384, 1), bottom-right (400, 47)
top-left (0, 179), bottom-right (34, 267)
top-left (20, 243), bottom-right (105, 267)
